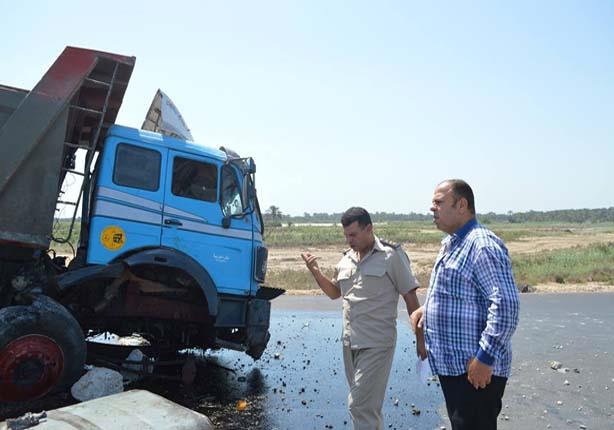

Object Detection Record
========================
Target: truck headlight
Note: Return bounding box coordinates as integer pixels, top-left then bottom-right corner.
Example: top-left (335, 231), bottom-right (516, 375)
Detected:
top-left (254, 246), bottom-right (268, 282)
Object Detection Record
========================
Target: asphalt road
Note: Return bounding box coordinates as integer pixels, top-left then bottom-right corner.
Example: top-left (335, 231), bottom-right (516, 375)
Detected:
top-left (154, 292), bottom-right (614, 429)
top-left (2, 293), bottom-right (614, 430)
top-left (252, 292), bottom-right (614, 430)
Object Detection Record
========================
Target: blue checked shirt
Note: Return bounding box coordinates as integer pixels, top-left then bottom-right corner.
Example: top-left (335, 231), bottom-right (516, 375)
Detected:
top-left (424, 219), bottom-right (520, 378)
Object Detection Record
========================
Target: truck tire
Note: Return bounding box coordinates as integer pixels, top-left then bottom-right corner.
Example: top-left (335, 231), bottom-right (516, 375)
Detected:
top-left (0, 296), bottom-right (86, 402)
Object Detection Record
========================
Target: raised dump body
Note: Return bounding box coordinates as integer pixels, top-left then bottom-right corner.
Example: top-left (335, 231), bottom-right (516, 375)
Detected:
top-left (0, 47), bottom-right (135, 249)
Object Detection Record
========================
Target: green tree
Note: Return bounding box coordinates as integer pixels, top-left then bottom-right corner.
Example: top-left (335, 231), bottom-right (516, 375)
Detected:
top-left (265, 205), bottom-right (283, 227)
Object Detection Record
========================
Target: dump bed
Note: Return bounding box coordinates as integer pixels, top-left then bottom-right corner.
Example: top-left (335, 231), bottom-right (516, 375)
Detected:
top-left (0, 47), bottom-right (135, 249)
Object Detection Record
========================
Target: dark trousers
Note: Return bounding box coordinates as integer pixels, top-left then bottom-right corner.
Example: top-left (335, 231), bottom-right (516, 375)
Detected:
top-left (438, 374), bottom-right (507, 430)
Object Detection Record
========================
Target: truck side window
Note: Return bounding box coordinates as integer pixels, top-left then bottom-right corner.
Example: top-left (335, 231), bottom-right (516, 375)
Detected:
top-left (221, 165), bottom-right (244, 216)
top-left (172, 157), bottom-right (218, 202)
top-left (113, 143), bottom-right (161, 191)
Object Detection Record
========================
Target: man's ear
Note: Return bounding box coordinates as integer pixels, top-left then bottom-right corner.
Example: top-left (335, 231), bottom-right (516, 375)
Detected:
top-left (458, 197), bottom-right (469, 213)
top-left (366, 224), bottom-right (374, 234)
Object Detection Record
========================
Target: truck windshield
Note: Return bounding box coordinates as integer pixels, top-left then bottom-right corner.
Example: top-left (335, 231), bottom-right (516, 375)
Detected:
top-left (221, 165), bottom-right (244, 216)
top-left (222, 159), bottom-right (264, 234)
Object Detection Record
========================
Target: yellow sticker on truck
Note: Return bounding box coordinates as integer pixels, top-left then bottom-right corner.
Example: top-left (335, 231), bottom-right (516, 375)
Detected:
top-left (100, 225), bottom-right (126, 250)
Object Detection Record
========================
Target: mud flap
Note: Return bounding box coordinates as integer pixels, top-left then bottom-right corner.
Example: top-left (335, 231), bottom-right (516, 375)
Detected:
top-left (246, 299), bottom-right (271, 360)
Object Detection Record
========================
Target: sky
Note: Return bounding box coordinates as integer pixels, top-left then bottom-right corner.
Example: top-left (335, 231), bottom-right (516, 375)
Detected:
top-left (2, 1), bottom-right (613, 216)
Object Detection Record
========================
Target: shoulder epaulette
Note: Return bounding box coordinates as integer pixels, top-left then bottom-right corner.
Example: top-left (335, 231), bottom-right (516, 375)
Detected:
top-left (380, 239), bottom-right (401, 250)
top-left (381, 239), bottom-right (411, 263)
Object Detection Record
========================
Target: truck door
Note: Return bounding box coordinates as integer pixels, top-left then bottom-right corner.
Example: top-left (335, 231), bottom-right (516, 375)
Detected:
top-left (161, 151), bottom-right (253, 296)
top-left (88, 141), bottom-right (165, 264)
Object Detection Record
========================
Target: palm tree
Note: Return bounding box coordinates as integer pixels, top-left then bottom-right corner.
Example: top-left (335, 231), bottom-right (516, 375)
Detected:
top-left (266, 205), bottom-right (283, 220)
top-left (265, 205), bottom-right (283, 227)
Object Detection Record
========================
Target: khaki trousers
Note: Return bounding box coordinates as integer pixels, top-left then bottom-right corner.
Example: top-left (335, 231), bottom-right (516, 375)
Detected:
top-left (343, 345), bottom-right (395, 430)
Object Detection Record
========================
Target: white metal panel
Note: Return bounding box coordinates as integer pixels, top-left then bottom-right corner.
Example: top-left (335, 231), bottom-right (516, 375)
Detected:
top-left (0, 390), bottom-right (213, 430)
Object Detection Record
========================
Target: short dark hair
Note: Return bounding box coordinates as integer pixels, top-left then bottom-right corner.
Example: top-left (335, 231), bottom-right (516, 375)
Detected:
top-left (341, 207), bottom-right (372, 228)
top-left (443, 179), bottom-right (475, 215)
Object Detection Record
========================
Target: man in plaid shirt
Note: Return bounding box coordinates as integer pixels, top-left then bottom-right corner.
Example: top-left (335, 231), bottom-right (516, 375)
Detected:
top-left (411, 179), bottom-right (520, 430)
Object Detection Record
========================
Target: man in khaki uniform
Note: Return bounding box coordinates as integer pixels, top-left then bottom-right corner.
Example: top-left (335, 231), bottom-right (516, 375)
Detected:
top-left (302, 207), bottom-right (426, 430)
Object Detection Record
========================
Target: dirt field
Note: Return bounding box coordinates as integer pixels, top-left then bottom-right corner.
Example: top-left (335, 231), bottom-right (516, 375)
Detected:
top-left (55, 228), bottom-right (614, 294)
top-left (270, 231), bottom-right (614, 294)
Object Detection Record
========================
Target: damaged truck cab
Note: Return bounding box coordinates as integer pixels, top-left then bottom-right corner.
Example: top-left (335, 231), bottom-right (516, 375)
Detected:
top-left (82, 125), bottom-right (275, 357)
top-left (0, 47), bottom-right (282, 403)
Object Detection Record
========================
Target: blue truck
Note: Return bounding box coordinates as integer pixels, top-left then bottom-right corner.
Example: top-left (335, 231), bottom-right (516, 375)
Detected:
top-left (0, 47), bottom-right (283, 402)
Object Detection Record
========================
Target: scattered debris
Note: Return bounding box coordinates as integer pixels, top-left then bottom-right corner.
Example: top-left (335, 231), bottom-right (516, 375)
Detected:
top-left (71, 367), bottom-right (124, 402)
top-left (236, 399), bottom-right (248, 411)
top-left (121, 349), bottom-right (153, 383)
top-left (118, 333), bottom-right (151, 346)
top-left (549, 360), bottom-right (571, 373)
top-left (549, 361), bottom-right (562, 370)
top-left (5, 412), bottom-right (47, 430)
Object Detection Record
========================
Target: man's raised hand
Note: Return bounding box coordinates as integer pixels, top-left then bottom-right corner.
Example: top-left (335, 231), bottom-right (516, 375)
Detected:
top-left (301, 252), bottom-right (320, 273)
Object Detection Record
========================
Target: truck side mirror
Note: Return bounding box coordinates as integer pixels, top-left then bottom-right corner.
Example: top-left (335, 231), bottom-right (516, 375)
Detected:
top-left (242, 176), bottom-right (250, 210)
top-left (246, 158), bottom-right (256, 174)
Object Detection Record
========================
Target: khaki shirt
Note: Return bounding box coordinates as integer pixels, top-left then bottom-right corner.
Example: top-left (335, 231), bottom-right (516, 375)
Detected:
top-left (334, 236), bottom-right (419, 349)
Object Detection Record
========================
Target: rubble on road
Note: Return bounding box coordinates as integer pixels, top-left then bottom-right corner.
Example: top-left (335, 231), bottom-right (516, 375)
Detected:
top-left (70, 367), bottom-right (124, 402)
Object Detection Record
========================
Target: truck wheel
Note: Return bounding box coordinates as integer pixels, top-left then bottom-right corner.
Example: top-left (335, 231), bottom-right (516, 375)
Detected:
top-left (0, 296), bottom-right (86, 402)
